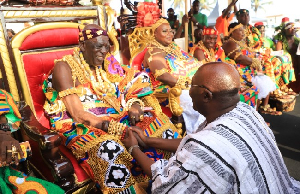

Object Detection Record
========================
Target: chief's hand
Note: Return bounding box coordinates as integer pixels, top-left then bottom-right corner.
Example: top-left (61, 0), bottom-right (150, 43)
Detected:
top-left (0, 131), bottom-right (22, 166)
top-left (121, 128), bottom-right (138, 149)
top-left (130, 126), bottom-right (149, 146)
top-left (128, 103), bottom-right (144, 126)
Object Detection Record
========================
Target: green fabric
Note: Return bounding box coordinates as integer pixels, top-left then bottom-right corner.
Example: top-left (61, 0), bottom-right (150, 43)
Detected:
top-left (0, 166), bottom-right (64, 194)
top-left (188, 12), bottom-right (207, 40)
top-left (263, 37), bottom-right (274, 50)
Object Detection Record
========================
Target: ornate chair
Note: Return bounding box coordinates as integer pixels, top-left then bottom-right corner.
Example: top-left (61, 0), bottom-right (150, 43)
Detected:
top-left (11, 22), bottom-right (93, 193)
top-left (128, 27), bottom-right (184, 132)
top-left (0, 6), bottom-right (119, 193)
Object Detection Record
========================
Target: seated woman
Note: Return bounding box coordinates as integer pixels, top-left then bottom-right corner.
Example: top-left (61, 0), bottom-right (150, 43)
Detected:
top-left (223, 23), bottom-right (280, 115)
top-left (43, 24), bottom-right (180, 193)
top-left (141, 18), bottom-right (204, 134)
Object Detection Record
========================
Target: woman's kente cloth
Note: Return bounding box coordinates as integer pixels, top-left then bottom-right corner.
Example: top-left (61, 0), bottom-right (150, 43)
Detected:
top-left (244, 24), bottom-right (264, 52)
top-left (0, 90), bottom-right (64, 194)
top-left (43, 52), bottom-right (180, 194)
top-left (142, 43), bottom-right (205, 134)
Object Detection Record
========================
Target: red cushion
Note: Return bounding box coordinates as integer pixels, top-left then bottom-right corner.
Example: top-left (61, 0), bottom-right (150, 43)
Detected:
top-left (59, 145), bottom-right (90, 183)
top-left (20, 28), bottom-right (79, 51)
top-left (131, 48), bottom-right (147, 71)
top-left (22, 49), bottom-right (74, 128)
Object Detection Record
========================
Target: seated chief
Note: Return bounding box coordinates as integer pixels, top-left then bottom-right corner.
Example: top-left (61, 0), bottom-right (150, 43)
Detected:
top-left (43, 24), bottom-right (180, 193)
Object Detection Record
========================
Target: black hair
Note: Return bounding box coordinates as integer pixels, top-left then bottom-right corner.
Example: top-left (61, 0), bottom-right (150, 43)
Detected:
top-left (7, 29), bottom-right (15, 35)
top-left (213, 88), bottom-right (240, 103)
top-left (192, 0), bottom-right (199, 5)
top-left (228, 22), bottom-right (240, 34)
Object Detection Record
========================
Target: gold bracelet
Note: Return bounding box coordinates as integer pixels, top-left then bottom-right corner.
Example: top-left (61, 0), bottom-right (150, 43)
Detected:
top-left (128, 145), bottom-right (140, 155)
top-left (59, 87), bottom-right (84, 98)
top-left (154, 68), bottom-right (169, 79)
top-left (107, 120), bottom-right (126, 138)
top-left (234, 52), bottom-right (242, 61)
top-left (251, 58), bottom-right (262, 70)
top-left (125, 98), bottom-right (145, 111)
top-left (175, 76), bottom-right (189, 89)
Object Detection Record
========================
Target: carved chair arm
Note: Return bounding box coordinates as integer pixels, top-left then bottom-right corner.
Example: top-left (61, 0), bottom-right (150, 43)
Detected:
top-left (20, 105), bottom-right (75, 189)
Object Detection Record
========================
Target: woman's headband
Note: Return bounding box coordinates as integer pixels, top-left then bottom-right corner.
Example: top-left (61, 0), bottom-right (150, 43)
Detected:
top-left (228, 23), bottom-right (243, 35)
top-left (202, 27), bottom-right (218, 35)
top-left (152, 18), bottom-right (169, 31)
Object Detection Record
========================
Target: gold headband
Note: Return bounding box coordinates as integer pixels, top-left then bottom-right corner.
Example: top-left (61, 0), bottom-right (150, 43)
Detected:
top-left (152, 18), bottom-right (169, 31)
top-left (228, 23), bottom-right (243, 35)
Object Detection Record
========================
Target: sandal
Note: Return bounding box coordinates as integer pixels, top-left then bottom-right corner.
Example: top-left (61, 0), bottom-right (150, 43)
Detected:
top-left (259, 104), bottom-right (282, 116)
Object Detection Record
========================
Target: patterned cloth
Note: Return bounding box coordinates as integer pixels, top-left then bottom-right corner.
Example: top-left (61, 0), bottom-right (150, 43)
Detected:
top-left (0, 90), bottom-right (64, 194)
top-left (151, 102), bottom-right (300, 193)
top-left (43, 52), bottom-right (180, 193)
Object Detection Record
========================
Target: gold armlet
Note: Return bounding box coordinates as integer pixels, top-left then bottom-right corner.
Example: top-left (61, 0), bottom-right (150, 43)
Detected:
top-left (59, 87), bottom-right (83, 98)
top-left (234, 52), bottom-right (242, 61)
top-left (227, 47), bottom-right (240, 59)
top-left (251, 58), bottom-right (262, 70)
top-left (125, 98), bottom-right (145, 111)
top-left (175, 76), bottom-right (190, 89)
top-left (154, 68), bottom-right (169, 79)
top-left (107, 120), bottom-right (127, 139)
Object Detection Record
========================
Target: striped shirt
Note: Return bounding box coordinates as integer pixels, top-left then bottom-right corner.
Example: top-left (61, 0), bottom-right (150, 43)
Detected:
top-left (151, 102), bottom-right (300, 194)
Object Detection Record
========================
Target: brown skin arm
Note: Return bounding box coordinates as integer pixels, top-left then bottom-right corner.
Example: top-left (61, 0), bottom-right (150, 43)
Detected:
top-left (174, 15), bottom-right (189, 39)
top-left (223, 40), bottom-right (252, 65)
top-left (276, 41), bottom-right (283, 51)
top-left (52, 61), bottom-right (108, 129)
top-left (193, 48), bottom-right (205, 61)
top-left (144, 48), bottom-right (178, 87)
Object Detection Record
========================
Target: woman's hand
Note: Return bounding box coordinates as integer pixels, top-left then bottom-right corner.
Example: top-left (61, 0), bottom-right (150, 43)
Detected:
top-left (128, 103), bottom-right (144, 126)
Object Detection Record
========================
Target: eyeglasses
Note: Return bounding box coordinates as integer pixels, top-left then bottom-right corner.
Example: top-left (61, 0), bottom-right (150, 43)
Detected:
top-left (191, 84), bottom-right (213, 95)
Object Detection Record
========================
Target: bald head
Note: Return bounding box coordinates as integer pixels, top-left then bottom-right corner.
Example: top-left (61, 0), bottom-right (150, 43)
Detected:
top-left (194, 62), bottom-right (240, 94)
top-left (190, 62), bottom-right (240, 117)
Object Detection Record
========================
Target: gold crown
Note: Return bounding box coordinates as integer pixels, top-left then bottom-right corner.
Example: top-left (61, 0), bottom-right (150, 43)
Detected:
top-left (151, 18), bottom-right (169, 31)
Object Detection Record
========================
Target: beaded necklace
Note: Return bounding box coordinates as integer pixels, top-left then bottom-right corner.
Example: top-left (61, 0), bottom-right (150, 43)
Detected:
top-left (197, 41), bottom-right (216, 62)
top-left (70, 48), bottom-right (121, 112)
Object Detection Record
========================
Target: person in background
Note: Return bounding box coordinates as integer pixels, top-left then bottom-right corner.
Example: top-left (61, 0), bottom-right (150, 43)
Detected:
top-left (188, 0), bottom-right (207, 41)
top-left (215, 0), bottom-right (238, 46)
top-left (189, 26), bottom-right (225, 64)
top-left (7, 29), bottom-right (15, 41)
top-left (0, 89), bottom-right (64, 194)
top-left (122, 62), bottom-right (300, 193)
top-left (254, 22), bottom-right (275, 50)
top-left (167, 8), bottom-right (180, 33)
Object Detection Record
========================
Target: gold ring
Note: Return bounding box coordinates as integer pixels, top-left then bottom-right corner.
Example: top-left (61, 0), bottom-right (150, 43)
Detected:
top-left (139, 115), bottom-right (144, 121)
top-left (6, 150), bottom-right (12, 153)
top-left (12, 145), bottom-right (17, 152)
top-left (131, 116), bottom-right (135, 119)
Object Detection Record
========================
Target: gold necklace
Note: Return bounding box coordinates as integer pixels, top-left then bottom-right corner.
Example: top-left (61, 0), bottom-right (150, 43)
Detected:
top-left (197, 41), bottom-right (215, 62)
top-left (148, 39), bottom-right (187, 67)
top-left (229, 37), bottom-right (255, 52)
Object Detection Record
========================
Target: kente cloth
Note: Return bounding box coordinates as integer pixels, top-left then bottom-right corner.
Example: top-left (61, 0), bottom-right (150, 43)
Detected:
top-left (0, 166), bottom-right (64, 194)
top-left (0, 89), bottom-right (21, 130)
top-left (151, 102), bottom-right (300, 194)
top-left (244, 25), bottom-right (263, 51)
top-left (215, 13), bottom-right (235, 45)
top-left (142, 43), bottom-right (203, 130)
top-left (43, 53), bottom-right (180, 194)
top-left (188, 12), bottom-right (208, 40)
top-left (189, 41), bottom-right (225, 64)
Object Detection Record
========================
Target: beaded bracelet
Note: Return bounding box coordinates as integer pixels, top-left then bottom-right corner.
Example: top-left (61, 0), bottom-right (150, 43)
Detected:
top-left (233, 52), bottom-right (242, 61)
top-left (128, 145), bottom-right (140, 155)
top-left (125, 98), bottom-right (144, 112)
top-left (107, 120), bottom-right (127, 138)
top-left (251, 58), bottom-right (262, 70)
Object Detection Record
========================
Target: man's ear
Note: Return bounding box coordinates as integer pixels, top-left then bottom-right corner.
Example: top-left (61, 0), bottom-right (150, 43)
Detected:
top-left (79, 41), bottom-right (85, 52)
top-left (203, 89), bottom-right (213, 103)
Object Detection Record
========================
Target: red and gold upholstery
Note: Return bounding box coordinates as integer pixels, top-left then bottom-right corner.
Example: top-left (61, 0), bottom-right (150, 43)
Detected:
top-left (11, 22), bottom-right (92, 191)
